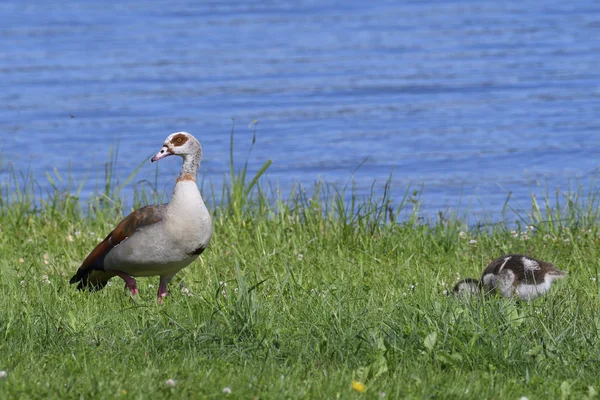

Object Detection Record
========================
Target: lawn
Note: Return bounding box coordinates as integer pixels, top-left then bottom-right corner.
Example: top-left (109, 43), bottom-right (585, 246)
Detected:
top-left (0, 151), bottom-right (599, 399)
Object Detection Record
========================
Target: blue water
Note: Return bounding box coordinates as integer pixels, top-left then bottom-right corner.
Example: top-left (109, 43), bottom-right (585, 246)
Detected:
top-left (2, 1), bottom-right (600, 220)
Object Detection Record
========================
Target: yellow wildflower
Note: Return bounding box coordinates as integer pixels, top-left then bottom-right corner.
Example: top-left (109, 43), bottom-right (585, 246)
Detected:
top-left (352, 380), bottom-right (366, 393)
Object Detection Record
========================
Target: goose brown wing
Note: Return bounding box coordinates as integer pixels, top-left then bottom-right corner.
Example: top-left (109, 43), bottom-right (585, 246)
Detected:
top-left (69, 204), bottom-right (167, 289)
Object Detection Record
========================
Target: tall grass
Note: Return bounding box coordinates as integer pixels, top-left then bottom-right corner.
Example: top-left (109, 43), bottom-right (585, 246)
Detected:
top-left (0, 136), bottom-right (599, 399)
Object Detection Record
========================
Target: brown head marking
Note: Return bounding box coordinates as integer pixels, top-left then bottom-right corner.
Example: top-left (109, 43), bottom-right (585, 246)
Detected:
top-left (171, 133), bottom-right (189, 147)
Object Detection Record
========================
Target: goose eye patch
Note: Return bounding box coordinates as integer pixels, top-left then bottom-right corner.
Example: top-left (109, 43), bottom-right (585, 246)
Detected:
top-left (172, 134), bottom-right (188, 146)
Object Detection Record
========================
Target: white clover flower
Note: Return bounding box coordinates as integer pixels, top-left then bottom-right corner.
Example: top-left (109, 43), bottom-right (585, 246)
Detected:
top-left (459, 231), bottom-right (467, 239)
top-left (20, 280), bottom-right (25, 286)
top-left (510, 230), bottom-right (518, 238)
top-left (297, 253), bottom-right (304, 261)
top-left (223, 387), bottom-right (232, 394)
top-left (42, 275), bottom-right (51, 284)
top-left (180, 287), bottom-right (194, 297)
top-left (469, 239), bottom-right (477, 245)
top-left (0, 370), bottom-right (6, 379)
top-left (166, 379), bottom-right (176, 387)
top-left (148, 284), bottom-right (155, 289)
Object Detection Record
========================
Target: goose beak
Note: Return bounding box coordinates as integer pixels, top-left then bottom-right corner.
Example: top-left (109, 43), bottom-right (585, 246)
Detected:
top-left (151, 146), bottom-right (172, 162)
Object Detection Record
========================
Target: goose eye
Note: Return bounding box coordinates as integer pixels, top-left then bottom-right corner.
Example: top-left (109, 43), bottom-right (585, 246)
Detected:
top-left (171, 134), bottom-right (188, 146)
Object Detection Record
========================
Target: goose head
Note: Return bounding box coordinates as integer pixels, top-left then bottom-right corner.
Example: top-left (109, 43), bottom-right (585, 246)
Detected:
top-left (151, 132), bottom-right (202, 162)
top-left (453, 278), bottom-right (482, 297)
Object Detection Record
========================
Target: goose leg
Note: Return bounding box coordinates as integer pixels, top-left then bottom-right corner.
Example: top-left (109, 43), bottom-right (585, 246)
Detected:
top-left (157, 275), bottom-right (174, 304)
top-left (115, 271), bottom-right (138, 295)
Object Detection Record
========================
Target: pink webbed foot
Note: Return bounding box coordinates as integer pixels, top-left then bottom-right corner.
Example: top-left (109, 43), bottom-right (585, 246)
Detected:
top-left (157, 275), bottom-right (174, 304)
top-left (157, 282), bottom-right (167, 304)
top-left (115, 271), bottom-right (138, 295)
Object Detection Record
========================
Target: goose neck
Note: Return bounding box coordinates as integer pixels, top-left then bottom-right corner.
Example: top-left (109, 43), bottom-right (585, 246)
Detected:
top-left (177, 151), bottom-right (201, 182)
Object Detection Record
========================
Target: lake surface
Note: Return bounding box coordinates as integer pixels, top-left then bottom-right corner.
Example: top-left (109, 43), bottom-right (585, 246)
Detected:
top-left (2, 0), bottom-right (600, 221)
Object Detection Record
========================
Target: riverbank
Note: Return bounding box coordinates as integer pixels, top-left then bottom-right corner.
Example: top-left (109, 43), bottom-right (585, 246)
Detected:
top-left (0, 161), bottom-right (597, 399)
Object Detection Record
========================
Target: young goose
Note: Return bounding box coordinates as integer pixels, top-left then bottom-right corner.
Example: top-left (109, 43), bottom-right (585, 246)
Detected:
top-left (453, 255), bottom-right (566, 301)
top-left (70, 132), bottom-right (212, 302)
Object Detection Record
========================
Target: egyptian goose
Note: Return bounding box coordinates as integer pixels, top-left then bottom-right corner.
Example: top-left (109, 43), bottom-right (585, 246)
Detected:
top-left (70, 132), bottom-right (212, 302)
top-left (453, 255), bottom-right (566, 301)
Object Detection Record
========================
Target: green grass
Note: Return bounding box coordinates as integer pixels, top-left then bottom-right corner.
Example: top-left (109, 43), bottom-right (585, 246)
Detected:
top-left (1, 138), bottom-right (600, 399)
